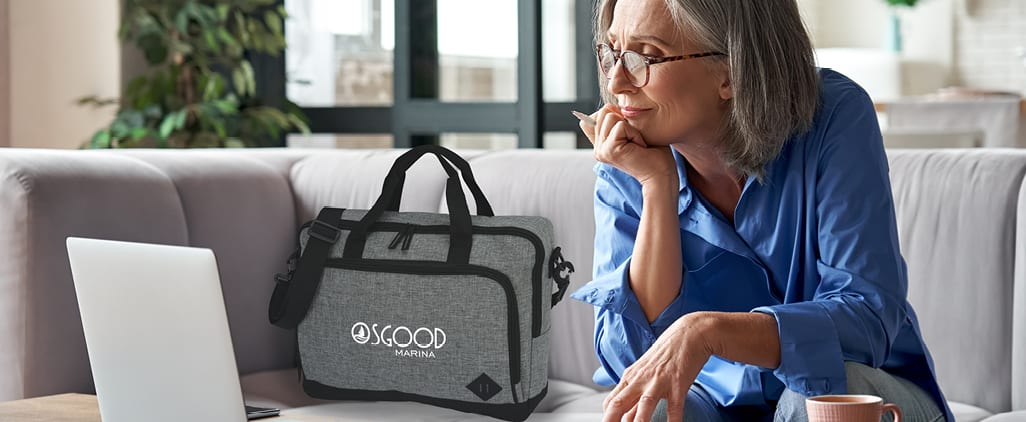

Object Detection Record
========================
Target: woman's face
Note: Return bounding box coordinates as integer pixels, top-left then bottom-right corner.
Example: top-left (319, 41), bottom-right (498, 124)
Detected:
top-left (605, 0), bottom-right (731, 146)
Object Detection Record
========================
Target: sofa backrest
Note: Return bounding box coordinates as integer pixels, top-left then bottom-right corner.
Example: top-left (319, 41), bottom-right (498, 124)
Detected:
top-left (2, 147), bottom-right (1025, 414)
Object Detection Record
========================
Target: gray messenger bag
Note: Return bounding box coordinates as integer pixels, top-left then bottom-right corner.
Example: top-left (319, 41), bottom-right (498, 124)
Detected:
top-left (268, 145), bottom-right (574, 421)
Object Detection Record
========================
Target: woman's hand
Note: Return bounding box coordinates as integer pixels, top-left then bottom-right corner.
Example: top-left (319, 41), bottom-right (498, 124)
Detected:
top-left (581, 104), bottom-right (677, 189)
top-left (601, 313), bottom-right (715, 422)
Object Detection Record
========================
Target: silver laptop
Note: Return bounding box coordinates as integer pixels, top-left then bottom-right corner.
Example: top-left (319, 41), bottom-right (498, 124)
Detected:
top-left (67, 237), bottom-right (250, 422)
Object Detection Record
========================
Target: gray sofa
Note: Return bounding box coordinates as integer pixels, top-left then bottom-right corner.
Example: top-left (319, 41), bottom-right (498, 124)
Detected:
top-left (0, 147), bottom-right (1024, 421)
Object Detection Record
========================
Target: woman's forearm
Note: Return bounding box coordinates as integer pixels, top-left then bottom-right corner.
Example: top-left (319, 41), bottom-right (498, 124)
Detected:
top-left (691, 311), bottom-right (781, 369)
top-left (629, 179), bottom-right (683, 323)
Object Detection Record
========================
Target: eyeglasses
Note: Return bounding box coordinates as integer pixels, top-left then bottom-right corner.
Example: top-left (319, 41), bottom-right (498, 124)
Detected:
top-left (596, 43), bottom-right (726, 88)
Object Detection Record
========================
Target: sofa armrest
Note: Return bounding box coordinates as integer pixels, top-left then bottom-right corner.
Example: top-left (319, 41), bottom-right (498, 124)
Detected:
top-left (0, 150), bottom-right (190, 401)
top-left (1014, 179), bottom-right (1026, 411)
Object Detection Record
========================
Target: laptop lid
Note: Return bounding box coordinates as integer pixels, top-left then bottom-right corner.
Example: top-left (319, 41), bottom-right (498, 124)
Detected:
top-left (67, 237), bottom-right (247, 422)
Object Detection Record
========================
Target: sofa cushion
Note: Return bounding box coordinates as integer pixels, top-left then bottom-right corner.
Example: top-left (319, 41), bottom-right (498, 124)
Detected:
top-left (117, 150), bottom-right (302, 376)
top-left (948, 401), bottom-right (995, 422)
top-left (240, 368), bottom-right (332, 409)
top-left (241, 368), bottom-right (601, 411)
top-left (981, 410), bottom-right (1026, 421)
top-left (888, 149), bottom-right (1026, 413)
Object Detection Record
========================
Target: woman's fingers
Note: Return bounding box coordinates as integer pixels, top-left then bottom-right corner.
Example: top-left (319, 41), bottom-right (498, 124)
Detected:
top-left (580, 119), bottom-right (596, 145)
top-left (665, 392), bottom-right (686, 422)
top-left (601, 387), bottom-right (639, 422)
top-left (632, 394), bottom-right (660, 422)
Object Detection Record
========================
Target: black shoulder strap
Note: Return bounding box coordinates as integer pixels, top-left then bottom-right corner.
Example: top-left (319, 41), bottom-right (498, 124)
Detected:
top-left (269, 207), bottom-right (345, 329)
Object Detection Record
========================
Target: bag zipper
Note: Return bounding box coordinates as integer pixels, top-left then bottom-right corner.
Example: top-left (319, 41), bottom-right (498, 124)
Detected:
top-left (329, 219), bottom-right (548, 338)
top-left (323, 258), bottom-right (523, 403)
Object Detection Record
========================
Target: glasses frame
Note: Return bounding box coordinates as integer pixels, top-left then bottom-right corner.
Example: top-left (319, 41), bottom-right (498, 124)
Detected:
top-left (596, 43), bottom-right (726, 88)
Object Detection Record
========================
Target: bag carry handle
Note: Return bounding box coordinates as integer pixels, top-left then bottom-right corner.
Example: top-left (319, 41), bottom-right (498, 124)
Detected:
top-left (343, 145), bottom-right (477, 264)
top-left (381, 145), bottom-right (494, 216)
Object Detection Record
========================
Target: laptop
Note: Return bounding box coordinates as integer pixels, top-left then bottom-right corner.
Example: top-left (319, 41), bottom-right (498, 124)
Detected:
top-left (67, 237), bottom-right (279, 422)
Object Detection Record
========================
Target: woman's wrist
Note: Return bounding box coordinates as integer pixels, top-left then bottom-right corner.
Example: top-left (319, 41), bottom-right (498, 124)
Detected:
top-left (639, 173), bottom-right (679, 198)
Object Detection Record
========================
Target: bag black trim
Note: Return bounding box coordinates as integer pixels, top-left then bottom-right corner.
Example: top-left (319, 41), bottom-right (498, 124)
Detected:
top-left (301, 380), bottom-right (547, 422)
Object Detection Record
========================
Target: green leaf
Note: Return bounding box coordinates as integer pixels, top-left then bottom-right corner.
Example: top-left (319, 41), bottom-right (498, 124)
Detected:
top-left (264, 10), bottom-right (282, 36)
top-left (235, 14), bottom-right (250, 44)
top-left (142, 104), bottom-right (162, 119)
top-left (241, 60), bottom-right (256, 97)
top-left (232, 68), bottom-right (247, 96)
top-left (213, 99), bottom-right (237, 114)
top-left (212, 119), bottom-right (227, 138)
top-left (203, 30), bottom-right (219, 52)
top-left (137, 33), bottom-right (168, 65)
top-left (225, 138), bottom-right (245, 148)
top-left (288, 113), bottom-right (310, 134)
top-left (175, 8), bottom-right (190, 35)
top-left (90, 130), bottom-right (112, 148)
top-left (174, 109), bottom-right (188, 129)
top-left (110, 120), bottom-right (130, 137)
top-left (130, 127), bottom-right (149, 140)
top-left (159, 113), bottom-right (177, 139)
top-left (216, 28), bottom-right (238, 48)
top-left (217, 4), bottom-right (230, 20)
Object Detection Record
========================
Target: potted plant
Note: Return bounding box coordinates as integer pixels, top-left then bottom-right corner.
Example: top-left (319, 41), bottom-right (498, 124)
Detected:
top-left (883, 0), bottom-right (919, 53)
top-left (79, 0), bottom-right (308, 148)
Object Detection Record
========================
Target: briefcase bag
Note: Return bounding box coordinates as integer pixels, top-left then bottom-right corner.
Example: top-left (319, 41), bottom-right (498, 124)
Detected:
top-left (268, 145), bottom-right (574, 421)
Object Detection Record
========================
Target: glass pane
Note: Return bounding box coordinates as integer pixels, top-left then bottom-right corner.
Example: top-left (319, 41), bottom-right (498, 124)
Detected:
top-left (437, 0), bottom-right (518, 102)
top-left (543, 132), bottom-right (578, 149)
top-left (285, 0), bottom-right (394, 106)
top-left (287, 134), bottom-right (393, 148)
top-left (543, 0), bottom-right (576, 102)
top-left (439, 133), bottom-right (518, 150)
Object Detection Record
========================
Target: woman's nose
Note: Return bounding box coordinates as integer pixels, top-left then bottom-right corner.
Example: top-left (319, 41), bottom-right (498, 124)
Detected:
top-left (606, 60), bottom-right (637, 95)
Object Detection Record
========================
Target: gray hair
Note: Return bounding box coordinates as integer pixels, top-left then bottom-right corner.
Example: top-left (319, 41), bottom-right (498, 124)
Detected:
top-left (595, 0), bottom-right (819, 180)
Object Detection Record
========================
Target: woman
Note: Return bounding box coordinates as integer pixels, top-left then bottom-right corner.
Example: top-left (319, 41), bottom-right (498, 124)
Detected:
top-left (567, 0), bottom-right (952, 421)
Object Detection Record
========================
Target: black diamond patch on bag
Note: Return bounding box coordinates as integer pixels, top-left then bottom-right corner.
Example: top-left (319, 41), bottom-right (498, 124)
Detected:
top-left (466, 373), bottom-right (502, 401)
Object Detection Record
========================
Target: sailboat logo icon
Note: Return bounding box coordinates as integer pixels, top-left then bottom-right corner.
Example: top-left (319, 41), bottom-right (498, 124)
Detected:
top-left (351, 322), bottom-right (371, 344)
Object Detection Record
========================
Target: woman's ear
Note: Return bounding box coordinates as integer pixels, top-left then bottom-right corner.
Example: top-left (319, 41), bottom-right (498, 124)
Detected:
top-left (718, 73), bottom-right (733, 101)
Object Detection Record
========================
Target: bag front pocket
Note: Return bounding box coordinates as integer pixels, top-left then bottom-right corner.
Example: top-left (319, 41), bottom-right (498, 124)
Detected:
top-left (297, 259), bottom-right (524, 405)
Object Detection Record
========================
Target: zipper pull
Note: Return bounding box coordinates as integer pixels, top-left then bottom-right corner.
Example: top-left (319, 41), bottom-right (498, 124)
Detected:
top-left (401, 225), bottom-right (415, 250)
top-left (387, 227), bottom-right (404, 250)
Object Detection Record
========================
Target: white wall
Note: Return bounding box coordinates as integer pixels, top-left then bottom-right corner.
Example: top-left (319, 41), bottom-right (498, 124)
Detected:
top-left (955, 0), bottom-right (1026, 94)
top-left (805, 0), bottom-right (955, 97)
top-left (8, 0), bottom-right (120, 149)
top-left (0, 0), bottom-right (9, 148)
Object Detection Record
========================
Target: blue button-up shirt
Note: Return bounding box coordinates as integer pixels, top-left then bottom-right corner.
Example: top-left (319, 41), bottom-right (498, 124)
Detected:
top-left (569, 69), bottom-right (952, 420)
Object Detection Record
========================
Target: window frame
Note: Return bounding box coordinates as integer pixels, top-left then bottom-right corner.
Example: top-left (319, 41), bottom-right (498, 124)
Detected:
top-left (256, 0), bottom-right (599, 148)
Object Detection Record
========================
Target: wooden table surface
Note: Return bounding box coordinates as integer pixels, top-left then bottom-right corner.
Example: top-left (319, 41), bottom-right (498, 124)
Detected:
top-left (0, 393), bottom-right (336, 421)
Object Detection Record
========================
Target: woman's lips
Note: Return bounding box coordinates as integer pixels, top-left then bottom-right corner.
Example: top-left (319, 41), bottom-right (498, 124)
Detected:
top-left (620, 107), bottom-right (651, 118)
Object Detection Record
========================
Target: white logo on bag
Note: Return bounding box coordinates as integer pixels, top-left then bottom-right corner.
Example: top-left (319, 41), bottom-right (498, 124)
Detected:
top-left (350, 322), bottom-right (446, 358)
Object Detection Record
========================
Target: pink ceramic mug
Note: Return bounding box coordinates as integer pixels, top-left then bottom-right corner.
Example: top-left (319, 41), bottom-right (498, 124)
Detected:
top-left (806, 395), bottom-right (902, 422)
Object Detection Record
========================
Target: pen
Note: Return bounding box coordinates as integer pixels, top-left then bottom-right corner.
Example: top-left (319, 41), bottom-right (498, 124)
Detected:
top-left (571, 110), bottom-right (596, 127)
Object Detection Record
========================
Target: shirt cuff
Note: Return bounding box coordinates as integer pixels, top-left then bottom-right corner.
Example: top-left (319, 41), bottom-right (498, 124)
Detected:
top-left (569, 258), bottom-right (652, 329)
top-left (569, 258), bottom-right (685, 333)
top-left (752, 301), bottom-right (848, 397)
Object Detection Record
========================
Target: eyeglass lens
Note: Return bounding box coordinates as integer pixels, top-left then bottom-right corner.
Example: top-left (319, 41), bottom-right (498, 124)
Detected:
top-left (599, 46), bottom-right (648, 87)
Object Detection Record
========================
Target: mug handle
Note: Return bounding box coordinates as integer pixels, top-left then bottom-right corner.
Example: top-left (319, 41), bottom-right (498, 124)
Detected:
top-left (882, 403), bottom-right (902, 422)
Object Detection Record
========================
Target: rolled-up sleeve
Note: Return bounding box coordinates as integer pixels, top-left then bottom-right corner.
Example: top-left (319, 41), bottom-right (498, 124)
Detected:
top-left (570, 163), bottom-right (686, 385)
top-left (753, 86), bottom-right (909, 397)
